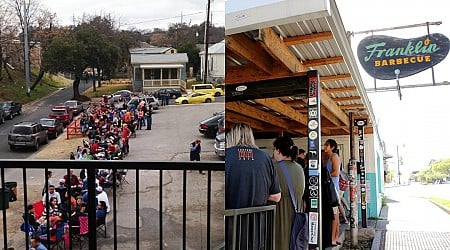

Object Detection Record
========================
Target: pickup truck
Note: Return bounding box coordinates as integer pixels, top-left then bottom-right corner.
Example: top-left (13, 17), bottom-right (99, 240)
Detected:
top-left (0, 101), bottom-right (22, 120)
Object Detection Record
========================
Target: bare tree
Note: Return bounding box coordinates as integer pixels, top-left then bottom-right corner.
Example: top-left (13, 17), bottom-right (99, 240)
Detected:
top-left (0, 1), bottom-right (19, 80)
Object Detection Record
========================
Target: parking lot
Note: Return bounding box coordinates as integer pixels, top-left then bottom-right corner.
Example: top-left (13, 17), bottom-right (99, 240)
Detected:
top-left (2, 99), bottom-right (225, 249)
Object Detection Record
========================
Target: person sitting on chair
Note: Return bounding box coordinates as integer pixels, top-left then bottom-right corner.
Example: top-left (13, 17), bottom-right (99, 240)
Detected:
top-left (96, 201), bottom-right (107, 226)
top-left (30, 235), bottom-right (48, 250)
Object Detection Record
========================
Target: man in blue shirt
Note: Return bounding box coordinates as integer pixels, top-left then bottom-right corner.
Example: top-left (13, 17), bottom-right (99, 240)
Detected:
top-left (30, 235), bottom-right (47, 250)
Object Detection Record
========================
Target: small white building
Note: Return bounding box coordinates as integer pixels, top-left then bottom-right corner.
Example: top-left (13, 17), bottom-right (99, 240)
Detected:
top-left (130, 47), bottom-right (188, 93)
top-left (199, 40), bottom-right (225, 84)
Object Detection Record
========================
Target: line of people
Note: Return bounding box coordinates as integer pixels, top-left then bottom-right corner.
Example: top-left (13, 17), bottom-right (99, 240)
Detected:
top-left (225, 123), bottom-right (349, 249)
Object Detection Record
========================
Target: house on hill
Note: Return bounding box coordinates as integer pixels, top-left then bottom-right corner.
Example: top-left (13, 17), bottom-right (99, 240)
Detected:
top-left (130, 46), bottom-right (188, 93)
top-left (199, 40), bottom-right (225, 84)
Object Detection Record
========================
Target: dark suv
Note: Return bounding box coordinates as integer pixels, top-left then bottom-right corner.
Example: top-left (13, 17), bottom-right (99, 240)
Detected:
top-left (154, 88), bottom-right (182, 99)
top-left (8, 121), bottom-right (49, 151)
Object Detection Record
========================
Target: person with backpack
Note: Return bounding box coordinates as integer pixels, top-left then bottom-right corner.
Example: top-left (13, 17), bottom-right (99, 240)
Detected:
top-left (272, 135), bottom-right (307, 250)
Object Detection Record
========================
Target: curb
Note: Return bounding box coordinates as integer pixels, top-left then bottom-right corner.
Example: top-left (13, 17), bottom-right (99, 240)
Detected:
top-left (428, 199), bottom-right (450, 215)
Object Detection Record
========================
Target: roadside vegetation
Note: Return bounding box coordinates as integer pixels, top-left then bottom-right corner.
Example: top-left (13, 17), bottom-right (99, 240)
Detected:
top-left (411, 158), bottom-right (450, 184)
top-left (428, 197), bottom-right (450, 210)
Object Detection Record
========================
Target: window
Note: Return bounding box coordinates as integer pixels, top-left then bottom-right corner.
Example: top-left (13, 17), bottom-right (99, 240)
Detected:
top-left (162, 69), bottom-right (169, 79)
top-left (135, 68), bottom-right (142, 81)
top-left (170, 69), bottom-right (178, 79)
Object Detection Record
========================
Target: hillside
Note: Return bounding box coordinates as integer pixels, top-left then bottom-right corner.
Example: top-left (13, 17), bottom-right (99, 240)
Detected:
top-left (0, 68), bottom-right (71, 104)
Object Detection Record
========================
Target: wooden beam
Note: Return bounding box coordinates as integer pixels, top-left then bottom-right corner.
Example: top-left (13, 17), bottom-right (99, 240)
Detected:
top-left (333, 96), bottom-right (361, 102)
top-left (225, 76), bottom-right (308, 102)
top-left (283, 100), bottom-right (306, 107)
top-left (303, 56), bottom-right (344, 67)
top-left (260, 28), bottom-right (306, 73)
top-left (320, 91), bottom-right (349, 126)
top-left (320, 74), bottom-right (351, 83)
top-left (340, 104), bottom-right (365, 109)
top-left (323, 86), bottom-right (357, 94)
top-left (254, 98), bottom-right (308, 125)
top-left (284, 31), bottom-right (333, 46)
top-left (225, 64), bottom-right (298, 85)
top-left (226, 34), bottom-right (274, 74)
top-left (226, 111), bottom-right (279, 131)
top-left (226, 102), bottom-right (292, 129)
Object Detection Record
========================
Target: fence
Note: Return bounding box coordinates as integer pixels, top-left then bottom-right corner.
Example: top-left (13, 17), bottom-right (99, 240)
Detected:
top-left (225, 205), bottom-right (276, 250)
top-left (0, 160), bottom-right (224, 250)
top-left (66, 118), bottom-right (83, 140)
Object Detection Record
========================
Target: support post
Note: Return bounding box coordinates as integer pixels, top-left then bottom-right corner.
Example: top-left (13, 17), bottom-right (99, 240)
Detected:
top-left (348, 113), bottom-right (359, 246)
top-left (306, 70), bottom-right (321, 249)
top-left (355, 118), bottom-right (368, 228)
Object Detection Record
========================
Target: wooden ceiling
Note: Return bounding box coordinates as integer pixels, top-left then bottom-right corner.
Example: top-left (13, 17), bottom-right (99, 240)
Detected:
top-left (225, 2), bottom-right (375, 138)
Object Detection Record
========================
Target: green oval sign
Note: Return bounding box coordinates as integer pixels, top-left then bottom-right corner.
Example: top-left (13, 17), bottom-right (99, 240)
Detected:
top-left (357, 33), bottom-right (450, 80)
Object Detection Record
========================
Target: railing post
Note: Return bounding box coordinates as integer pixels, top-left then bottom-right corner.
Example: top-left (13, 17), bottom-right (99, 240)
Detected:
top-left (87, 167), bottom-right (97, 249)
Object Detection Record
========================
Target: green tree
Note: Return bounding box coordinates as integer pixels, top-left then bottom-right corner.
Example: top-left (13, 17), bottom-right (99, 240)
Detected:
top-left (42, 35), bottom-right (88, 99)
top-left (177, 42), bottom-right (200, 76)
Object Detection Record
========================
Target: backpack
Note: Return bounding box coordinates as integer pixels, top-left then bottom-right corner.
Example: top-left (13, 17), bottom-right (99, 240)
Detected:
top-left (339, 171), bottom-right (349, 191)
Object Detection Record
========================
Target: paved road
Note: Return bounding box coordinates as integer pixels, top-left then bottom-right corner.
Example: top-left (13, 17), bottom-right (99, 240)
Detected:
top-left (383, 184), bottom-right (450, 249)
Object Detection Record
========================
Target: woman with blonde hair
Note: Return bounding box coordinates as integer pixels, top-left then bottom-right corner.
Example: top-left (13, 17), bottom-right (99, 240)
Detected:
top-left (225, 123), bottom-right (281, 249)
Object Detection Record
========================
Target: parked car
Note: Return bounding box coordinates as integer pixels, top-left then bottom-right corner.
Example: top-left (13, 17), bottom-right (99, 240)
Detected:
top-left (39, 118), bottom-right (64, 139)
top-left (214, 132), bottom-right (225, 159)
top-left (64, 100), bottom-right (84, 115)
top-left (8, 121), bottom-right (48, 151)
top-left (53, 105), bottom-right (74, 122)
top-left (175, 92), bottom-right (215, 104)
top-left (154, 88), bottom-right (183, 99)
top-left (198, 111), bottom-right (224, 138)
top-left (0, 101), bottom-right (22, 120)
top-left (110, 90), bottom-right (133, 102)
top-left (0, 108), bottom-right (5, 124)
top-left (48, 108), bottom-right (72, 126)
top-left (192, 84), bottom-right (224, 97)
top-left (127, 95), bottom-right (160, 110)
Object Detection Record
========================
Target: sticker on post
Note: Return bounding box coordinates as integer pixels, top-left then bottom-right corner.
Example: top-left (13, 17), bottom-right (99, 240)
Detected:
top-left (308, 120), bottom-right (318, 130)
top-left (308, 108), bottom-right (318, 118)
top-left (309, 140), bottom-right (316, 148)
top-left (308, 97), bottom-right (317, 106)
top-left (311, 199), bottom-right (318, 209)
top-left (309, 212), bottom-right (319, 244)
top-left (309, 131), bottom-right (318, 140)
top-left (309, 160), bottom-right (318, 169)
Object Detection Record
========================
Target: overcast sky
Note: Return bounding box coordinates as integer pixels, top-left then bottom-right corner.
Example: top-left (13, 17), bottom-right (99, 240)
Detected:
top-left (335, 0), bottom-right (450, 172)
top-left (40, 0), bottom-right (225, 31)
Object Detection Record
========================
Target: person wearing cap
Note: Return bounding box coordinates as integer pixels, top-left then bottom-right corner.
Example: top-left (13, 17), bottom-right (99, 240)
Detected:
top-left (96, 186), bottom-right (110, 213)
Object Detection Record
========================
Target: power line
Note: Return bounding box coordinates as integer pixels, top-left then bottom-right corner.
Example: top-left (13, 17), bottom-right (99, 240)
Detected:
top-left (121, 10), bottom-right (223, 26)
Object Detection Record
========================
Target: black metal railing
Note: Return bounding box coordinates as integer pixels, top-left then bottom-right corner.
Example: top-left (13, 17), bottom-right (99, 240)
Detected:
top-left (1, 160), bottom-right (224, 250)
top-left (225, 205), bottom-right (276, 250)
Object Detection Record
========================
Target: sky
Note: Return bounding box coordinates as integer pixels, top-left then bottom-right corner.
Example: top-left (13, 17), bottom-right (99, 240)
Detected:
top-left (335, 0), bottom-right (450, 173)
top-left (40, 0), bottom-right (225, 31)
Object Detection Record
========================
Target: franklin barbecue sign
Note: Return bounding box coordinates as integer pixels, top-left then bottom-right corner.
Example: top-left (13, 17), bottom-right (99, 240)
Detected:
top-left (357, 33), bottom-right (449, 80)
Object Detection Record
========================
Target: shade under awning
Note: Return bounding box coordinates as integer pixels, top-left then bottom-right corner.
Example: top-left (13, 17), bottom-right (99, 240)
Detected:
top-left (139, 64), bottom-right (184, 69)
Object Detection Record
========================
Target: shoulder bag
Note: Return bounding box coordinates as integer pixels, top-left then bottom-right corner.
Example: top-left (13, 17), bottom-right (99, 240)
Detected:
top-left (279, 161), bottom-right (309, 250)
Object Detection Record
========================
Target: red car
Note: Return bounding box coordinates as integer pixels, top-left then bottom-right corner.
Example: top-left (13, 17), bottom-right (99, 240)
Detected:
top-left (48, 108), bottom-right (71, 126)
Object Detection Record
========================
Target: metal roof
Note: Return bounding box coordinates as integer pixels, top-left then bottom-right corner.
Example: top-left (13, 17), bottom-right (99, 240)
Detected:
top-left (225, 0), bottom-right (376, 138)
top-left (130, 53), bottom-right (188, 65)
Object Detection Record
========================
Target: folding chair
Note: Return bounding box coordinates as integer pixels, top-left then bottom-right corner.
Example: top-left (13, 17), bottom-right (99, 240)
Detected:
top-left (33, 200), bottom-right (45, 220)
top-left (40, 222), bottom-right (65, 250)
top-left (117, 169), bottom-right (129, 187)
top-left (70, 215), bottom-right (89, 249)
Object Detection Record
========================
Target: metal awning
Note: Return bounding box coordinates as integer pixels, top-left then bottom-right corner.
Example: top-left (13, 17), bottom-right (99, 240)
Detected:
top-left (225, 0), bottom-right (376, 138)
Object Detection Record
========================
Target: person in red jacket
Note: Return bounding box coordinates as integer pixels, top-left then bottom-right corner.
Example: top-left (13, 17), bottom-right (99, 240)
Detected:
top-left (121, 123), bottom-right (131, 155)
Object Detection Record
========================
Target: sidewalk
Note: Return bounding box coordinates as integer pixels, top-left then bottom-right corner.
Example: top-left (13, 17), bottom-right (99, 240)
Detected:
top-left (372, 185), bottom-right (450, 250)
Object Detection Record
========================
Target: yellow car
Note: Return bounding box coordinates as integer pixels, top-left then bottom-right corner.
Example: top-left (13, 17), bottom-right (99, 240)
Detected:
top-left (175, 92), bottom-right (216, 104)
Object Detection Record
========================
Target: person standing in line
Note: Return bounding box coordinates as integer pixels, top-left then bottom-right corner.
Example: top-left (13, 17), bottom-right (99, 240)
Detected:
top-left (272, 136), bottom-right (306, 250)
top-left (121, 123), bottom-right (131, 155)
top-left (324, 139), bottom-right (342, 246)
top-left (190, 139), bottom-right (202, 174)
top-left (41, 171), bottom-right (53, 196)
top-left (225, 123), bottom-right (281, 249)
top-left (146, 105), bottom-right (153, 130)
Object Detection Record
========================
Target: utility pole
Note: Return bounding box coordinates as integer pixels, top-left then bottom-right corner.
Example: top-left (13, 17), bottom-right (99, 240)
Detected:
top-left (23, 0), bottom-right (30, 97)
top-left (203, 0), bottom-right (211, 85)
top-left (397, 145), bottom-right (401, 185)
